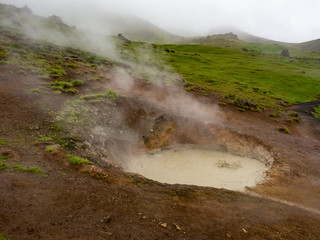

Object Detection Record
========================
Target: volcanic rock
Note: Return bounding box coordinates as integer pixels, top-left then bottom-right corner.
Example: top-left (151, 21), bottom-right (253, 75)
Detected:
top-left (48, 15), bottom-right (68, 27)
top-left (280, 49), bottom-right (290, 57)
top-left (117, 33), bottom-right (131, 44)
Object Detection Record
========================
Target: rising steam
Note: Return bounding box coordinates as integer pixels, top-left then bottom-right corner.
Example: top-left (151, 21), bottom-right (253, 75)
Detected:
top-left (1, 3), bottom-right (223, 167)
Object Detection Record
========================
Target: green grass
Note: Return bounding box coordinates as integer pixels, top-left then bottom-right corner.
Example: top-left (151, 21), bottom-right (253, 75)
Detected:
top-left (87, 56), bottom-right (105, 64)
top-left (65, 88), bottom-right (78, 94)
top-left (160, 44), bottom-right (320, 110)
top-left (50, 80), bottom-right (81, 94)
top-left (0, 233), bottom-right (10, 240)
top-left (70, 79), bottom-right (83, 86)
top-left (81, 90), bottom-right (119, 102)
top-left (66, 63), bottom-right (78, 69)
top-left (0, 155), bottom-right (43, 174)
top-left (0, 138), bottom-right (8, 146)
top-left (269, 113), bottom-right (279, 117)
top-left (241, 42), bottom-right (320, 58)
top-left (45, 145), bottom-right (57, 152)
top-left (0, 156), bottom-right (11, 170)
top-left (28, 87), bottom-right (49, 94)
top-left (51, 81), bottom-right (73, 88)
top-left (34, 136), bottom-right (53, 143)
top-left (278, 126), bottom-right (290, 134)
top-left (47, 65), bottom-right (66, 78)
top-left (69, 156), bottom-right (91, 165)
top-left (14, 165), bottom-right (42, 174)
top-left (287, 111), bottom-right (301, 122)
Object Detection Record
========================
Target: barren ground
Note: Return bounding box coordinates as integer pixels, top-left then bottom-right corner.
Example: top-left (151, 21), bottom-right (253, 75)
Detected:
top-left (1, 63), bottom-right (320, 240)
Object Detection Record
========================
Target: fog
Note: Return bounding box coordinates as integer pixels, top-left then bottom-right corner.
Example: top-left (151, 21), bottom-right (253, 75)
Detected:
top-left (1, 0), bottom-right (320, 43)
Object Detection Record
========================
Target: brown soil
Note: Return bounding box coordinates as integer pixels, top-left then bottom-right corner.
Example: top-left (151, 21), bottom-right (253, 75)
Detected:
top-left (1, 63), bottom-right (320, 240)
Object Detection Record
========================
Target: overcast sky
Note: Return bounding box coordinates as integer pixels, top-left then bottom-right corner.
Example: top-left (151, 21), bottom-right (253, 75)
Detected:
top-left (1, 0), bottom-right (320, 43)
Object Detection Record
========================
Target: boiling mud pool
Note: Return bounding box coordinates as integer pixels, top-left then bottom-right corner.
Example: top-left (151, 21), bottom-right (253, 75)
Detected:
top-left (125, 147), bottom-right (269, 191)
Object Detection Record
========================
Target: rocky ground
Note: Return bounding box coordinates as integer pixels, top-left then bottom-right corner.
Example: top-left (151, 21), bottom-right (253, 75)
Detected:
top-left (1, 59), bottom-right (320, 240)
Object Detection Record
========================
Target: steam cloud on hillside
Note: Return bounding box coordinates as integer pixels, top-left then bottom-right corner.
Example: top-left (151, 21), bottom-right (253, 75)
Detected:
top-left (0, 2), bottom-right (223, 165)
top-left (1, 0), bottom-right (320, 43)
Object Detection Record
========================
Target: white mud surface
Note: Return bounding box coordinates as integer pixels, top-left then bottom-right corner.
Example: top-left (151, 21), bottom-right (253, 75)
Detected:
top-left (125, 147), bottom-right (269, 191)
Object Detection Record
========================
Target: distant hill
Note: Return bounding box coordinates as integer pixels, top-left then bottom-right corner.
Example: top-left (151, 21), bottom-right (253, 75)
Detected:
top-left (235, 31), bottom-right (285, 45)
top-left (65, 12), bottom-right (185, 44)
top-left (0, 3), bottom-right (76, 42)
top-left (0, 3), bottom-right (184, 45)
top-left (297, 39), bottom-right (320, 52)
top-left (2, 2), bottom-right (320, 53)
top-left (105, 16), bottom-right (185, 44)
top-left (0, 3), bottom-right (121, 59)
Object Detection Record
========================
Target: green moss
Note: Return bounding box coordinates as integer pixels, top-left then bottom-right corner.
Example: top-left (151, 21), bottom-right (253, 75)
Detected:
top-left (14, 165), bottom-right (42, 174)
top-left (223, 93), bottom-right (236, 99)
top-left (87, 56), bottom-right (105, 64)
top-left (50, 80), bottom-right (82, 94)
top-left (11, 43), bottom-right (22, 49)
top-left (0, 49), bottom-right (7, 59)
top-left (51, 80), bottom-right (73, 88)
top-left (65, 88), bottom-right (78, 94)
top-left (81, 90), bottom-right (118, 102)
top-left (50, 123), bottom-right (65, 133)
top-left (66, 63), bottom-right (78, 69)
top-left (45, 145), bottom-right (57, 152)
top-left (312, 104), bottom-right (320, 118)
top-left (269, 113), bottom-right (278, 117)
top-left (88, 77), bottom-right (100, 81)
top-left (0, 157), bottom-right (11, 170)
top-left (28, 87), bottom-right (48, 94)
top-left (217, 102), bottom-right (227, 106)
top-left (278, 126), bottom-right (290, 134)
top-left (69, 156), bottom-right (91, 165)
top-left (0, 232), bottom-right (10, 240)
top-left (18, 69), bottom-right (26, 75)
top-left (0, 138), bottom-right (8, 146)
top-left (185, 86), bottom-right (195, 92)
top-left (34, 136), bottom-right (53, 143)
top-left (1, 153), bottom-right (43, 173)
top-left (87, 56), bottom-right (95, 63)
top-left (288, 111), bottom-right (301, 122)
top-left (47, 66), bottom-right (66, 78)
top-left (70, 79), bottom-right (83, 86)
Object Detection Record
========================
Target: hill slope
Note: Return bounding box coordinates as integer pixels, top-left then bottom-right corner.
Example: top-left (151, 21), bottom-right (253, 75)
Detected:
top-left (105, 15), bottom-right (184, 44)
top-left (297, 38), bottom-right (320, 52)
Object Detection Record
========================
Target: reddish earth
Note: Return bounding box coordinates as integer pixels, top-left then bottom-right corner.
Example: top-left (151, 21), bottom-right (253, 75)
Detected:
top-left (1, 64), bottom-right (320, 240)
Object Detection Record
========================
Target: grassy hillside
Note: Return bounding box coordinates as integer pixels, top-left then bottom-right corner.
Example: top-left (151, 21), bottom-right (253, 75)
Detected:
top-left (160, 44), bottom-right (320, 110)
top-left (2, 3), bottom-right (320, 114)
top-left (184, 34), bottom-right (319, 59)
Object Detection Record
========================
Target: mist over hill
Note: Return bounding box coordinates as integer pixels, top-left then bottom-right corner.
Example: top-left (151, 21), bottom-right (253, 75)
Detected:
top-left (2, 1), bottom-right (320, 47)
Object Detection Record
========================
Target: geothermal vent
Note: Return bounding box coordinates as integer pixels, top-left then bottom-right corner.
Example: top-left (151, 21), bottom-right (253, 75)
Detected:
top-left (125, 145), bottom-right (270, 191)
top-left (123, 115), bottom-right (274, 191)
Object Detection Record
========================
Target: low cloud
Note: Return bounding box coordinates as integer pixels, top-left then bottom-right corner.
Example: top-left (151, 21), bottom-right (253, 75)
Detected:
top-left (1, 0), bottom-right (320, 42)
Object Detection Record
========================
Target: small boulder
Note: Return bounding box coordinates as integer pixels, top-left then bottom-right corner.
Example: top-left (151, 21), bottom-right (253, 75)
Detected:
top-left (21, 5), bottom-right (32, 14)
top-left (117, 33), bottom-right (131, 44)
top-left (280, 49), bottom-right (290, 57)
top-left (160, 222), bottom-right (167, 228)
top-left (48, 15), bottom-right (68, 27)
